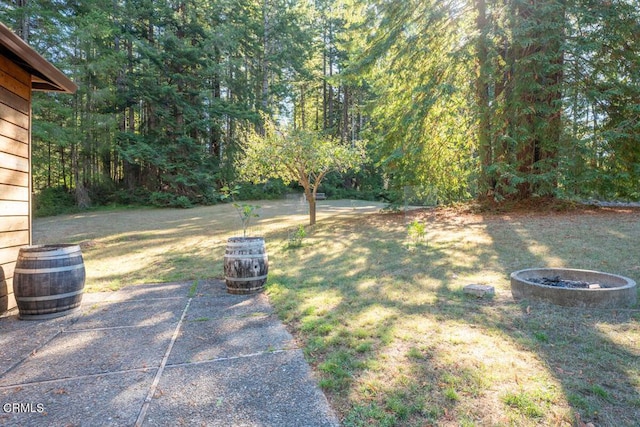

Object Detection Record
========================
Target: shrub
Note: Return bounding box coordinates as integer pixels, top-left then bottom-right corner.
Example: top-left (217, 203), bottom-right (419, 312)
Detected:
top-left (149, 192), bottom-right (193, 208)
top-left (407, 220), bottom-right (426, 243)
top-left (33, 187), bottom-right (76, 217)
top-left (87, 180), bottom-right (117, 206)
top-left (287, 224), bottom-right (307, 248)
top-left (233, 180), bottom-right (289, 201)
top-left (110, 188), bottom-right (152, 205)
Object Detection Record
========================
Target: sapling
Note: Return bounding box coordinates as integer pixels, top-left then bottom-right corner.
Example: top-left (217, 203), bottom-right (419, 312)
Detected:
top-left (287, 224), bottom-right (307, 248)
top-left (407, 219), bottom-right (426, 244)
top-left (221, 185), bottom-right (260, 238)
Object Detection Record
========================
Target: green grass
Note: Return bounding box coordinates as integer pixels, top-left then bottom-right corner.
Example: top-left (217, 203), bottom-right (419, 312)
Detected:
top-left (502, 390), bottom-right (545, 418)
top-left (266, 205), bottom-right (640, 426)
top-left (34, 201), bottom-right (640, 426)
top-left (188, 280), bottom-right (198, 297)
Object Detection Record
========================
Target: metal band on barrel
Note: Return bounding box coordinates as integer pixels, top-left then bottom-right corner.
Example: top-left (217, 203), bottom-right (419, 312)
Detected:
top-left (16, 289), bottom-right (84, 302)
top-left (224, 274), bottom-right (268, 282)
top-left (224, 254), bottom-right (268, 259)
top-left (15, 264), bottom-right (85, 274)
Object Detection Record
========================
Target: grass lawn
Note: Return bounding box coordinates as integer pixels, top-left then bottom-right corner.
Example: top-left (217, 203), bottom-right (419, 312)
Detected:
top-left (34, 200), bottom-right (640, 426)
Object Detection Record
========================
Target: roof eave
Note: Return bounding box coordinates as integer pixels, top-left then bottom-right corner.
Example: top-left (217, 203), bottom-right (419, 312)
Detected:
top-left (0, 22), bottom-right (78, 94)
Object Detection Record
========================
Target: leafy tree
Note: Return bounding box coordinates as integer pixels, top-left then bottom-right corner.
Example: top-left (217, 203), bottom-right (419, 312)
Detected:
top-left (344, 0), bottom-right (477, 202)
top-left (239, 117), bottom-right (365, 225)
top-left (3, 0), bottom-right (319, 208)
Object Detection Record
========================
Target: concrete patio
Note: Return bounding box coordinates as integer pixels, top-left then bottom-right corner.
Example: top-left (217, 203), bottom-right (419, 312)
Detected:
top-left (0, 280), bottom-right (339, 426)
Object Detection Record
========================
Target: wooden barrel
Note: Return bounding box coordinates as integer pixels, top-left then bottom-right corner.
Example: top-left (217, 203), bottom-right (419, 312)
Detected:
top-left (14, 244), bottom-right (85, 320)
top-left (0, 268), bottom-right (8, 313)
top-left (224, 237), bottom-right (269, 294)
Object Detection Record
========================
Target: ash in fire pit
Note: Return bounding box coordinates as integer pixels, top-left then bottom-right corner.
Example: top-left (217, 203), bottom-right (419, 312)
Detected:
top-left (511, 268), bottom-right (637, 308)
top-left (527, 276), bottom-right (600, 289)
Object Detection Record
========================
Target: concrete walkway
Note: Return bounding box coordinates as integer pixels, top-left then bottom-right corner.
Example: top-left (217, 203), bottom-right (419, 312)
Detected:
top-left (0, 281), bottom-right (339, 427)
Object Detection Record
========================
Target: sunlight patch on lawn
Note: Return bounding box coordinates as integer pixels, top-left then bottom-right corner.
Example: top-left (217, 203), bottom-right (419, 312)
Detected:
top-left (351, 305), bottom-right (399, 330)
top-left (82, 233), bottom-right (225, 291)
top-left (593, 322), bottom-right (640, 358)
top-left (299, 290), bottom-right (343, 317)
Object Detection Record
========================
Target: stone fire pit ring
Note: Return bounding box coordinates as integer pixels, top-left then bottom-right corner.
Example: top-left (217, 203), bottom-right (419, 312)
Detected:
top-left (511, 268), bottom-right (637, 308)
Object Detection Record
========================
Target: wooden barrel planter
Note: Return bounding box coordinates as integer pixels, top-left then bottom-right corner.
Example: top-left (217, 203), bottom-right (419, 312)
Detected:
top-left (14, 244), bottom-right (85, 320)
top-left (224, 237), bottom-right (269, 294)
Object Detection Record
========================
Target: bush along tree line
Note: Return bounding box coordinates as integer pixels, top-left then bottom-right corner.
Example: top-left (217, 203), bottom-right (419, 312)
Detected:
top-left (2, 1), bottom-right (640, 217)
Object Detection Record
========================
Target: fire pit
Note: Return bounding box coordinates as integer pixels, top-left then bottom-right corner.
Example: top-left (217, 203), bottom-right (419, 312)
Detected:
top-left (510, 268), bottom-right (637, 308)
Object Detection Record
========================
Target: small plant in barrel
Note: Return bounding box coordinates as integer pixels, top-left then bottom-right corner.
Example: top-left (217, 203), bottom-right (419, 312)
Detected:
top-left (220, 185), bottom-right (268, 294)
top-left (221, 185), bottom-right (261, 237)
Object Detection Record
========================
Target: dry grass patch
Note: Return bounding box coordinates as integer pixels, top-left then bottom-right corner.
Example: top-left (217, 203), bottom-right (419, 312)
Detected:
top-left (33, 200), bottom-right (383, 291)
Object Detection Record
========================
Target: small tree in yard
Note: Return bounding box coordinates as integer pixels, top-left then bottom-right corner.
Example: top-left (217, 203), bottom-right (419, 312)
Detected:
top-left (239, 118), bottom-right (365, 226)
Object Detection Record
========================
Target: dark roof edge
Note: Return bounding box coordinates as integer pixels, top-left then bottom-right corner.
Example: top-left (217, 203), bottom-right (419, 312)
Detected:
top-left (0, 22), bottom-right (78, 94)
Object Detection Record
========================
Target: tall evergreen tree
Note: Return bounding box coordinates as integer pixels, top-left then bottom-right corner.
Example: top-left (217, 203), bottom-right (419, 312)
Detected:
top-left (475, 0), bottom-right (567, 201)
top-left (4, 0), bottom-right (640, 208)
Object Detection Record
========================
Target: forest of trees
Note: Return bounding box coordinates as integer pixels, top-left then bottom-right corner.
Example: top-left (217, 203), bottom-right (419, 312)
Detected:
top-left (1, 0), bottom-right (639, 212)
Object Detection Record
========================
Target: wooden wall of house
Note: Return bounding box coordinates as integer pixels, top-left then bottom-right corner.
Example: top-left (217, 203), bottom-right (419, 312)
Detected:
top-left (0, 53), bottom-right (31, 313)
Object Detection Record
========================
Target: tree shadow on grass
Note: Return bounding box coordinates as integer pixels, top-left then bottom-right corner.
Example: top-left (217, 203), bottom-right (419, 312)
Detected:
top-left (266, 208), bottom-right (640, 426)
top-left (480, 209), bottom-right (640, 426)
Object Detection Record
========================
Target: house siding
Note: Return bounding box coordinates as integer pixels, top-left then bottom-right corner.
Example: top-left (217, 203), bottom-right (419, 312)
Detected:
top-left (0, 52), bottom-right (31, 313)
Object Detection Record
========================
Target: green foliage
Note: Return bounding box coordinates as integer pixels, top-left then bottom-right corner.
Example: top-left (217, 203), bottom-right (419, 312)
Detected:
top-left (318, 350), bottom-right (359, 391)
top-left (233, 203), bottom-right (261, 237)
top-left (149, 192), bottom-right (193, 209)
top-left (444, 387), bottom-right (460, 402)
top-left (287, 225), bottom-right (307, 248)
top-left (232, 181), bottom-right (290, 201)
top-left (9, 0), bottom-right (315, 208)
top-left (345, 0), bottom-right (640, 203)
top-left (343, 403), bottom-right (400, 427)
top-left (347, 0), bottom-right (477, 203)
top-left (188, 280), bottom-right (199, 298)
top-left (407, 220), bottom-right (426, 244)
top-left (239, 116), bottom-right (366, 224)
top-left (563, 0), bottom-right (640, 201)
top-left (533, 331), bottom-right (549, 343)
top-left (588, 384), bottom-right (610, 401)
top-left (502, 390), bottom-right (545, 419)
top-left (33, 187), bottom-right (76, 218)
top-left (108, 188), bottom-right (153, 206)
top-left (319, 169), bottom-right (386, 201)
top-left (9, 0), bottom-right (640, 210)
top-left (221, 185), bottom-right (260, 237)
top-left (240, 118), bottom-right (366, 187)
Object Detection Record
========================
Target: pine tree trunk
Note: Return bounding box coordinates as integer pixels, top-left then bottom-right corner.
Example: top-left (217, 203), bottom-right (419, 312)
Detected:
top-left (342, 86), bottom-right (349, 142)
top-left (475, 0), bottom-right (493, 199)
top-left (262, 0), bottom-right (271, 113)
top-left (17, 0), bottom-right (29, 42)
